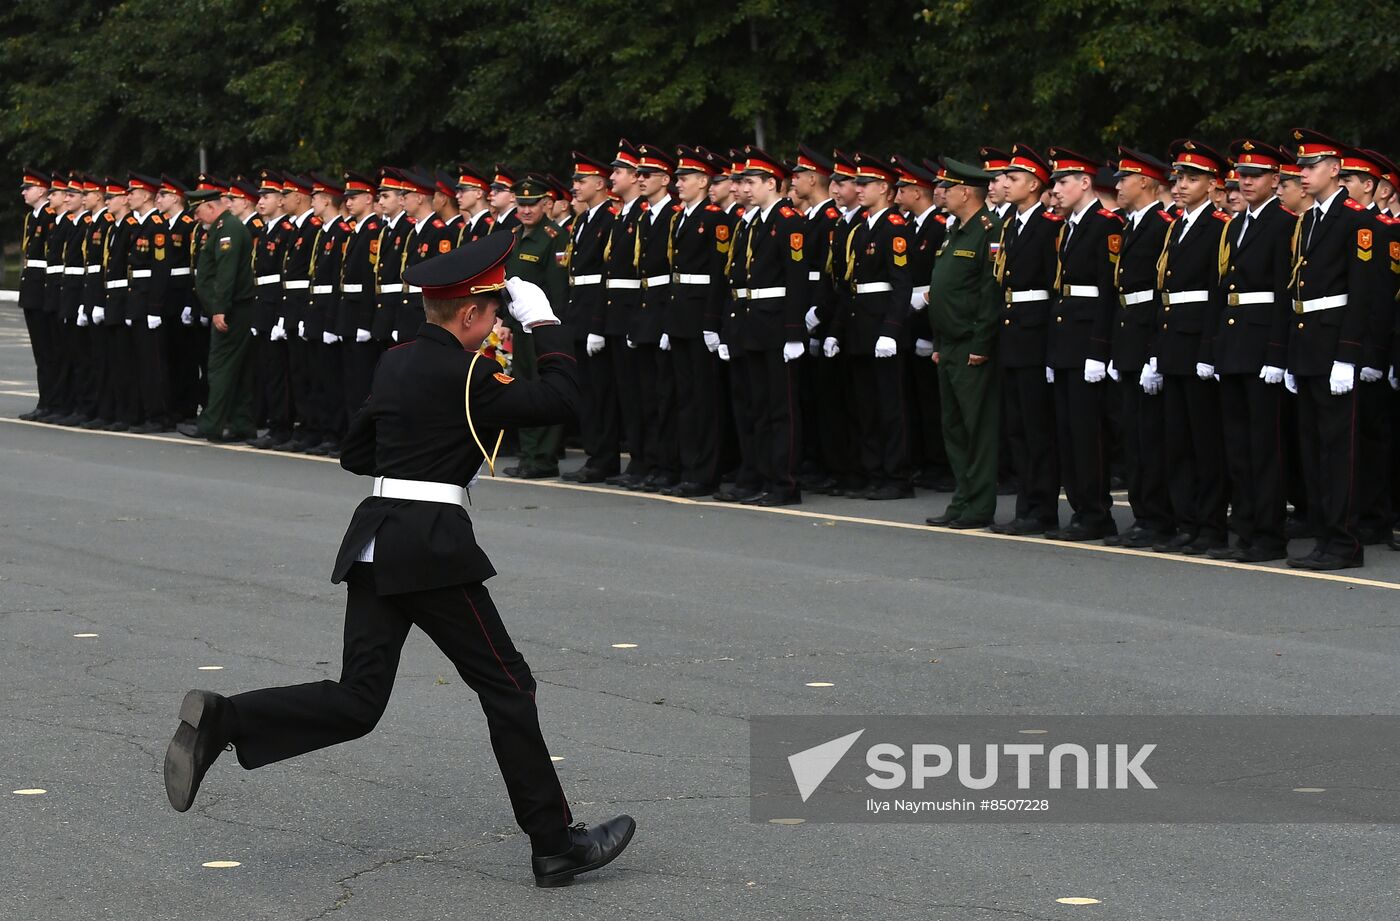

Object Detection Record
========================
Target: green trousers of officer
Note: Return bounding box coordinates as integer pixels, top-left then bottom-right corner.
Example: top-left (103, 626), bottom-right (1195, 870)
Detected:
top-left (508, 319), bottom-right (563, 473)
top-left (936, 339), bottom-right (1000, 523)
top-left (197, 307), bottom-right (256, 439)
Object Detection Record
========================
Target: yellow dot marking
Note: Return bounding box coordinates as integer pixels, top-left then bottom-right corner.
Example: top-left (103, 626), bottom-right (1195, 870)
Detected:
top-left (611, 643), bottom-right (638, 649)
top-left (768, 818), bottom-right (805, 825)
top-left (550, 756), bottom-right (564, 762)
top-left (805, 682), bottom-right (835, 688)
top-left (73, 633), bottom-right (99, 638)
top-left (202, 861), bottom-right (241, 869)
top-left (1293, 787), bottom-right (1326, 793)
top-left (1019, 729), bottom-right (1048, 734)
top-left (13, 789), bottom-right (47, 796)
top-left (1056, 897), bottom-right (1101, 905)
top-left (197, 666), bottom-right (224, 671)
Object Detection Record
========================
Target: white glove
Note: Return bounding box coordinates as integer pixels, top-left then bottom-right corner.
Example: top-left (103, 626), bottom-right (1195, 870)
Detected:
top-left (626, 337), bottom-right (636, 349)
top-left (586, 334), bottom-right (605, 356)
top-left (1107, 360), bottom-right (1120, 382)
top-left (124, 318), bottom-right (132, 327)
top-left (323, 330), bottom-right (339, 345)
top-left (912, 290), bottom-right (929, 311)
top-left (250, 327), bottom-right (258, 337)
top-left (1390, 367), bottom-right (1400, 391)
top-left (355, 327), bottom-right (371, 343)
top-left (77, 306), bottom-right (89, 327)
top-left (92, 305), bottom-right (105, 325)
top-left (504, 276), bottom-right (558, 329)
top-left (1139, 357), bottom-right (1163, 395)
top-left (659, 333), bottom-right (671, 351)
top-left (1360, 366), bottom-right (1384, 384)
top-left (1046, 366), bottom-right (1055, 384)
top-left (804, 306), bottom-right (820, 332)
top-left (390, 330), bottom-right (398, 342)
top-left (823, 337), bottom-right (840, 358)
top-left (199, 314), bottom-right (209, 327)
top-left (808, 338), bottom-right (820, 357)
top-left (717, 343), bottom-right (730, 362)
top-left (914, 338), bottom-right (934, 358)
top-left (1085, 358), bottom-right (1107, 383)
top-left (147, 314), bottom-right (162, 330)
top-left (783, 341), bottom-right (805, 363)
top-left (270, 320), bottom-right (287, 342)
top-left (298, 320), bottom-right (306, 340)
top-left (181, 306), bottom-right (193, 326)
top-left (702, 330), bottom-right (720, 353)
top-left (1330, 361), bottom-right (1355, 396)
top-left (874, 336), bottom-right (897, 358)
top-left (1284, 371), bottom-right (1297, 394)
top-left (1260, 365), bottom-right (1284, 385)
top-left (1195, 362), bottom-right (1215, 381)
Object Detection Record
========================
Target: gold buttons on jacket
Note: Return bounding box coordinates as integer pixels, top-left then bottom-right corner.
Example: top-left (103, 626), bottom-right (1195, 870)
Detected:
top-left (1004, 318), bottom-right (1010, 325)
top-left (1163, 306), bottom-right (1171, 313)
top-left (1227, 318), bottom-right (1235, 326)
top-left (1056, 316), bottom-right (1063, 323)
top-left (1162, 323), bottom-right (1168, 330)
top-left (1298, 322), bottom-right (1305, 329)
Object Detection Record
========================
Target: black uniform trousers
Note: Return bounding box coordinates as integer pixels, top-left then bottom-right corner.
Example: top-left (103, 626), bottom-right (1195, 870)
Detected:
top-left (48, 316), bottom-right (78, 414)
top-left (607, 335), bottom-right (645, 476)
top-left (1003, 365), bottom-right (1059, 526)
top-left (1295, 375), bottom-right (1363, 560)
top-left (577, 345), bottom-right (621, 474)
top-left (168, 320), bottom-right (207, 422)
top-left (848, 353), bottom-right (909, 487)
top-left (743, 347), bottom-right (800, 497)
top-left (1219, 373), bottom-right (1286, 551)
top-left (286, 334), bottom-right (314, 440)
top-left (814, 352), bottom-right (858, 485)
top-left (724, 355), bottom-right (762, 492)
top-left (227, 563), bottom-right (573, 847)
top-left (131, 321), bottom-right (171, 423)
top-left (1053, 374), bottom-right (1113, 530)
top-left (1118, 368), bottom-right (1174, 534)
top-left (671, 336), bottom-right (723, 485)
top-left (99, 324), bottom-right (142, 425)
top-left (84, 322), bottom-right (110, 419)
top-left (633, 343), bottom-right (678, 480)
top-left (66, 318), bottom-right (97, 417)
top-left (315, 339), bottom-right (347, 443)
top-left (1356, 378), bottom-right (1393, 539)
top-left (22, 308), bottom-right (56, 411)
top-left (254, 334), bottom-right (294, 438)
top-left (1162, 373), bottom-right (1227, 540)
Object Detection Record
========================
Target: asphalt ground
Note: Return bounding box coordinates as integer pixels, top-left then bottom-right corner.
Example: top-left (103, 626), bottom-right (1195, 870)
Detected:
top-left (2, 306), bottom-right (1399, 920)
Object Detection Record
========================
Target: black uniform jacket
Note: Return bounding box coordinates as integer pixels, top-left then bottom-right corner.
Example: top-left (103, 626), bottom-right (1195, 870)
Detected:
top-left (996, 202), bottom-right (1061, 369)
top-left (1212, 198), bottom-right (1293, 374)
top-left (333, 323), bottom-right (579, 594)
top-left (1111, 203), bottom-right (1173, 371)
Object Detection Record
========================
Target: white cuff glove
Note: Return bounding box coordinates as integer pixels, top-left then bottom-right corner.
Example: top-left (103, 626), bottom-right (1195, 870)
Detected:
top-left (1284, 371), bottom-right (1297, 394)
top-left (390, 330), bottom-right (398, 342)
top-left (250, 327), bottom-right (258, 337)
top-left (77, 307), bottom-right (90, 327)
top-left (355, 327), bottom-right (371, 343)
top-left (717, 343), bottom-right (730, 362)
top-left (1330, 361), bottom-right (1355, 395)
top-left (323, 331), bottom-right (339, 345)
top-left (1107, 360), bottom-right (1120, 382)
top-left (913, 290), bottom-right (929, 312)
top-left (823, 337), bottom-right (840, 358)
top-left (298, 320), bottom-right (306, 340)
top-left (1139, 357), bottom-right (1163, 396)
top-left (804, 306), bottom-right (820, 333)
top-left (1085, 358), bottom-right (1107, 383)
top-left (626, 337), bottom-right (636, 349)
top-left (1390, 366), bottom-right (1400, 391)
top-left (914, 338), bottom-right (935, 358)
top-left (124, 318), bottom-right (132, 327)
top-left (1195, 362), bottom-right (1215, 381)
top-left (92, 305), bottom-right (105, 325)
top-left (586, 333), bottom-right (605, 356)
top-left (199, 314), bottom-right (209, 327)
top-left (1046, 366), bottom-right (1055, 384)
top-left (874, 335), bottom-right (897, 358)
top-left (659, 333), bottom-right (671, 351)
top-left (702, 330), bottom-right (720, 353)
top-left (1260, 365), bottom-right (1284, 385)
top-left (504, 276), bottom-right (558, 330)
top-left (783, 341), bottom-right (805, 363)
top-left (181, 306), bottom-right (194, 326)
top-left (808, 338), bottom-right (820, 357)
top-left (1360, 366), bottom-right (1384, 384)
top-left (147, 314), bottom-right (162, 330)
top-left (270, 320), bottom-right (287, 342)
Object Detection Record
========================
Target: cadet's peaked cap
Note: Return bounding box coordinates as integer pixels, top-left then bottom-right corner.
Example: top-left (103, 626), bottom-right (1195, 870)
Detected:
top-left (1047, 148), bottom-right (1104, 179)
top-left (1229, 139), bottom-right (1284, 175)
top-left (21, 168), bottom-right (50, 190)
top-left (1005, 144), bottom-right (1051, 184)
top-left (228, 177), bottom-right (260, 201)
top-left (698, 146), bottom-right (730, 176)
top-left (343, 171), bottom-right (376, 195)
top-left (127, 172), bottom-right (161, 194)
top-left (378, 167), bottom-right (415, 193)
top-left (398, 168), bottom-right (436, 196)
top-left (455, 163), bottom-right (489, 191)
top-left (402, 231), bottom-right (514, 300)
top-left (833, 150), bottom-right (858, 180)
top-left (891, 154), bottom-right (936, 189)
top-left (572, 152), bottom-right (610, 180)
top-left (546, 174), bottom-right (571, 201)
top-left (741, 146), bottom-right (788, 180)
top-left (1290, 129), bottom-right (1345, 165)
top-left (161, 175), bottom-right (189, 196)
top-left (103, 177), bottom-right (127, 196)
top-left (1115, 146), bottom-right (1169, 184)
top-left (433, 169), bottom-right (456, 197)
top-left (793, 144), bottom-right (834, 175)
top-left (978, 146), bottom-right (1012, 173)
top-left (675, 145), bottom-right (716, 176)
top-left (635, 143), bottom-right (675, 174)
top-left (852, 152), bottom-right (895, 184)
top-left (283, 173), bottom-right (315, 195)
top-left (1167, 139), bottom-right (1226, 177)
top-left (611, 139), bottom-right (641, 170)
top-left (310, 172), bottom-right (343, 196)
top-left (1339, 147), bottom-right (1383, 181)
top-left (510, 173), bottom-right (552, 204)
top-left (490, 164), bottom-right (516, 190)
top-left (1093, 166), bottom-right (1118, 192)
top-left (1367, 150), bottom-right (1400, 189)
top-left (936, 157), bottom-right (992, 188)
top-left (257, 169), bottom-right (285, 194)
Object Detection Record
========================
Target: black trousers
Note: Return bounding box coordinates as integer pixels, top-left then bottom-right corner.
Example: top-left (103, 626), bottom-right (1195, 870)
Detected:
top-left (1003, 364), bottom-right (1059, 525)
top-left (1295, 375), bottom-right (1362, 559)
top-left (98, 323), bottom-right (141, 425)
top-left (743, 347), bottom-right (800, 496)
top-left (671, 336), bottom-right (723, 485)
top-left (316, 340), bottom-right (347, 442)
top-left (84, 321), bottom-right (109, 418)
top-left (814, 351), bottom-right (858, 483)
top-left (1162, 373), bottom-right (1227, 539)
top-left (1118, 365), bottom-right (1173, 534)
top-left (576, 341), bottom-right (621, 474)
top-left (49, 314), bottom-right (76, 413)
top-left (1356, 378), bottom-right (1393, 536)
top-left (724, 352), bottom-right (762, 491)
top-left (1053, 373), bottom-right (1113, 530)
top-left (228, 563), bottom-right (572, 844)
top-left (168, 320), bottom-right (206, 421)
top-left (1219, 373), bottom-right (1286, 550)
top-left (23, 309), bottom-right (56, 411)
top-left (66, 317), bottom-right (96, 417)
top-left (254, 334), bottom-right (294, 437)
top-left (131, 320), bottom-right (171, 423)
top-left (608, 335), bottom-right (644, 476)
top-left (633, 342), bottom-right (678, 479)
top-left (849, 353), bottom-right (909, 486)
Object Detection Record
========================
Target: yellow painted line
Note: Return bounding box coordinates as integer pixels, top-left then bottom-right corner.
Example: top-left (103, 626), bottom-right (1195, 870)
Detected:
top-left (610, 643), bottom-right (638, 649)
top-left (6, 415), bottom-right (1399, 593)
top-left (1056, 897), bottom-right (1101, 905)
top-left (805, 681), bottom-right (835, 688)
top-left (12, 788), bottom-right (47, 796)
top-left (201, 860), bottom-right (241, 868)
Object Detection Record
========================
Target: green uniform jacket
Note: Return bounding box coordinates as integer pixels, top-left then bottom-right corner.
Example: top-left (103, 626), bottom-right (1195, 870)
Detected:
top-left (926, 205), bottom-right (1001, 356)
top-left (195, 210), bottom-right (255, 318)
top-left (506, 221), bottom-right (568, 314)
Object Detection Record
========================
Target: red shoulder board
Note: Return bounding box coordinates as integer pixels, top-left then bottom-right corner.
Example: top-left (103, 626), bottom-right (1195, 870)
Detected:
top-left (735, 206), bottom-right (746, 217)
top-left (779, 205), bottom-right (799, 218)
top-left (81, 214), bottom-right (92, 223)
top-left (431, 218), bottom-right (445, 228)
top-left (179, 214), bottom-right (193, 225)
top-left (886, 212), bottom-right (906, 225)
top-left (1344, 198), bottom-right (1365, 211)
top-left (405, 215), bottom-right (417, 224)
top-left (1041, 211), bottom-right (1064, 222)
top-left (824, 206), bottom-right (840, 219)
top-left (704, 203), bottom-right (721, 212)
top-left (671, 203), bottom-right (682, 212)
top-left (310, 216), bottom-right (322, 227)
top-left (544, 224), bottom-right (558, 237)
top-left (933, 213), bottom-right (949, 224)
top-left (1156, 210), bottom-right (1176, 223)
top-left (1211, 210), bottom-right (1231, 222)
top-left (1379, 214), bottom-right (1400, 226)
top-left (639, 200), bottom-right (650, 211)
top-left (102, 212), bottom-right (115, 223)
top-left (1280, 206), bottom-right (1297, 217)
top-left (152, 213), bottom-right (165, 224)
top-left (281, 219), bottom-right (294, 230)
top-left (125, 215), bottom-right (138, 225)
top-left (1097, 207), bottom-right (1123, 222)
top-left (607, 204), bottom-right (619, 215)
top-left (483, 214), bottom-right (494, 223)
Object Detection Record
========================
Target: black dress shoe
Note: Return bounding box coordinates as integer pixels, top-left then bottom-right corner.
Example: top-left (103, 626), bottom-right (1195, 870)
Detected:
top-left (1287, 551), bottom-right (1362, 571)
top-left (751, 491), bottom-right (801, 507)
top-left (1179, 535), bottom-right (1226, 555)
top-left (1237, 546), bottom-right (1288, 563)
top-left (247, 434), bottom-right (282, 449)
top-left (665, 481), bottom-right (714, 498)
top-left (531, 815), bottom-right (636, 888)
top-left (130, 420), bottom-right (164, 434)
top-left (563, 466), bottom-right (615, 483)
top-left (948, 517), bottom-right (992, 530)
top-left (644, 474), bottom-right (678, 493)
top-left (713, 485), bottom-right (760, 503)
top-left (176, 423), bottom-right (204, 439)
top-left (79, 417), bottom-right (110, 430)
top-left (627, 473), bottom-right (658, 492)
top-left (996, 518), bottom-right (1051, 536)
top-left (865, 484), bottom-right (914, 500)
top-left (18, 409), bottom-right (40, 421)
top-left (1205, 545), bottom-right (1244, 561)
top-left (1153, 532), bottom-right (1197, 553)
top-left (56, 413), bottom-right (88, 426)
top-left (502, 465), bottom-right (526, 478)
top-left (925, 511), bottom-right (959, 526)
top-left (1119, 528), bottom-right (1171, 549)
top-left (164, 689), bottom-right (233, 812)
top-left (519, 466), bottom-right (558, 480)
top-left (1052, 522), bottom-right (1114, 542)
top-left (104, 421), bottom-right (132, 432)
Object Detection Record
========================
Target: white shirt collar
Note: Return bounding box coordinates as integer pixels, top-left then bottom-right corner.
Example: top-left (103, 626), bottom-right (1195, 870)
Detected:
top-left (865, 206), bottom-right (889, 228)
top-left (384, 210), bottom-right (406, 228)
top-left (72, 209), bottom-right (90, 222)
top-left (133, 208), bottom-right (154, 222)
top-left (586, 200), bottom-right (608, 220)
top-left (759, 199), bottom-right (781, 221)
top-left (1068, 200), bottom-right (1095, 226)
top-left (91, 206), bottom-right (107, 221)
top-left (413, 212), bottom-right (436, 234)
top-left (620, 195), bottom-right (640, 216)
top-left (294, 207), bottom-right (315, 227)
top-left (649, 194), bottom-right (672, 222)
top-left (1314, 187), bottom-right (1345, 217)
top-left (32, 203), bottom-right (45, 217)
top-left (683, 199), bottom-right (703, 217)
top-left (1245, 196), bottom-right (1276, 221)
top-left (497, 205), bottom-right (516, 222)
top-left (1179, 199), bottom-right (1212, 228)
top-left (913, 204), bottom-right (938, 231)
top-left (469, 207), bottom-right (491, 225)
top-left (1015, 202), bottom-right (1041, 228)
top-left (1128, 203), bottom-right (1157, 227)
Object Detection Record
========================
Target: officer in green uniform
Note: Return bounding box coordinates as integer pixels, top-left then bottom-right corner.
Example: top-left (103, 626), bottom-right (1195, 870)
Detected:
top-left (502, 174), bottom-right (569, 477)
top-left (179, 188), bottom-right (256, 442)
top-left (923, 158), bottom-right (1003, 528)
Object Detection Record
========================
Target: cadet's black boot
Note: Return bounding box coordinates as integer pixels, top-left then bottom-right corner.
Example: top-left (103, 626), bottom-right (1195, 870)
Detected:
top-left (531, 815), bottom-right (636, 888)
top-left (164, 689), bottom-right (235, 812)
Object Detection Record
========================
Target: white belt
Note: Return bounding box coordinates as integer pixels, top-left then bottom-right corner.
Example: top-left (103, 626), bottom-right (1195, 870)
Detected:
top-left (1295, 294), bottom-right (1348, 314)
top-left (807, 271), bottom-right (822, 282)
top-left (131, 269), bottom-right (153, 279)
top-left (732, 288), bottom-right (749, 299)
top-left (606, 278), bottom-right (641, 290)
top-left (380, 283), bottom-right (403, 294)
top-left (372, 475), bottom-right (465, 507)
top-left (1161, 289), bottom-right (1208, 305)
top-left (284, 279), bottom-right (309, 289)
top-left (169, 267), bottom-right (192, 277)
top-left (342, 283), bottom-right (364, 293)
top-left (1061, 284), bottom-right (1100, 298)
top-left (85, 265), bottom-right (101, 274)
top-left (1120, 289), bottom-right (1154, 306)
top-left (749, 286), bottom-right (787, 299)
top-left (46, 265), bottom-right (64, 274)
top-left (675, 273), bottom-right (710, 285)
top-left (1226, 291), bottom-right (1272, 306)
top-left (312, 285), bottom-right (333, 294)
top-left (571, 273), bottom-right (603, 286)
top-left (1006, 289), bottom-right (1050, 303)
top-left (854, 282), bottom-right (892, 294)
top-left (64, 267), bottom-right (85, 276)
top-left (642, 274), bottom-right (670, 288)
top-left (25, 258), bottom-right (48, 269)
top-left (256, 273), bottom-right (281, 286)
top-left (912, 285), bottom-right (930, 296)
top-left (106, 279), bottom-right (128, 290)
top-left (407, 285), bottom-right (422, 294)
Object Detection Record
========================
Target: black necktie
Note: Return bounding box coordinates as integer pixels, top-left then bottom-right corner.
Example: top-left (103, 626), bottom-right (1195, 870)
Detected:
top-left (1306, 208), bottom-right (1321, 251)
